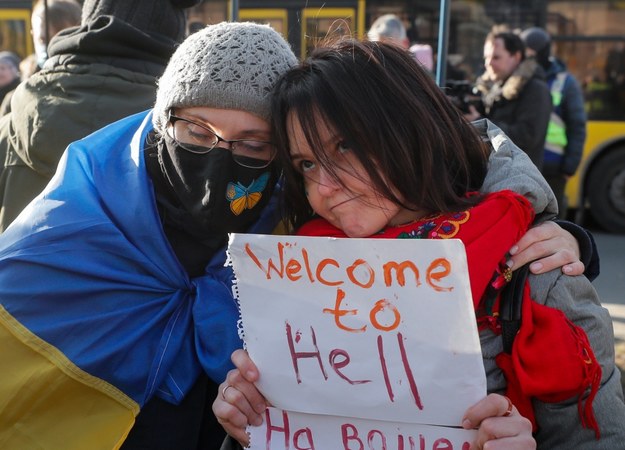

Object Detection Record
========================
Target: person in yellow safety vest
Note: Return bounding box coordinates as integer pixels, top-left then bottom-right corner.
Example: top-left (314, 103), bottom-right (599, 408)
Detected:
top-left (521, 27), bottom-right (587, 219)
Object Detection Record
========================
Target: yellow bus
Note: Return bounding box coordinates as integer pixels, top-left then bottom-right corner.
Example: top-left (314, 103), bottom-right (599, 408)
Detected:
top-left (185, 1), bottom-right (365, 59)
top-left (567, 121), bottom-right (625, 233)
top-left (535, 3), bottom-right (625, 233)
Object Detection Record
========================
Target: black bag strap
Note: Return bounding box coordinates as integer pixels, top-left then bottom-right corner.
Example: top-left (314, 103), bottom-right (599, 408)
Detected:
top-left (499, 264), bottom-right (530, 354)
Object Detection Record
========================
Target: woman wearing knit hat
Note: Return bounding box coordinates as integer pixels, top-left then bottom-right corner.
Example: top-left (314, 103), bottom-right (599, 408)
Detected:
top-left (0, 21), bottom-right (296, 450)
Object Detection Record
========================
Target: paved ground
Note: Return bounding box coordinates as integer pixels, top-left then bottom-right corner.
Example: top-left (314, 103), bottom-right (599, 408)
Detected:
top-left (585, 227), bottom-right (625, 393)
top-left (606, 303), bottom-right (625, 393)
top-left (615, 343), bottom-right (625, 393)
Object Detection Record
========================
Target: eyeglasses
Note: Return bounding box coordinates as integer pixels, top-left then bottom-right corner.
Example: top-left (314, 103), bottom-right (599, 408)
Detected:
top-left (167, 112), bottom-right (277, 169)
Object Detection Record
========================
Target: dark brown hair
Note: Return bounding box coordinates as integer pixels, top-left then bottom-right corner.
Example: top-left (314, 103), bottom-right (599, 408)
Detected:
top-left (271, 38), bottom-right (489, 231)
top-left (485, 30), bottom-right (526, 61)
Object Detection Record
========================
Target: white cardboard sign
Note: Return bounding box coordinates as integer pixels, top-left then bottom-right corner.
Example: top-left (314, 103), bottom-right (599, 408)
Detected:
top-left (228, 234), bottom-right (486, 449)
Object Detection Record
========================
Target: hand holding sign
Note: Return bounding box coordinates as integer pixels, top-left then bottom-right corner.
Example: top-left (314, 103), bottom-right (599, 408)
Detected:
top-left (215, 351), bottom-right (535, 449)
top-left (223, 234), bottom-right (531, 449)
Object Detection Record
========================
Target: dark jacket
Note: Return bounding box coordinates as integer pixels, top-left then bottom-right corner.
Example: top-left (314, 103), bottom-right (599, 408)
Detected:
top-left (475, 59), bottom-right (552, 170)
top-left (543, 57), bottom-right (587, 177)
top-left (0, 77), bottom-right (20, 109)
top-left (0, 15), bottom-right (175, 231)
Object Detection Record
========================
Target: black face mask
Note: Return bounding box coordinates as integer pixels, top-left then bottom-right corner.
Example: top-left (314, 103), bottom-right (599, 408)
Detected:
top-left (156, 133), bottom-right (277, 239)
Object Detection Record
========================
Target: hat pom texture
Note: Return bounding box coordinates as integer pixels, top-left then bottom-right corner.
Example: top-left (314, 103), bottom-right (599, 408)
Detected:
top-left (153, 22), bottom-right (297, 134)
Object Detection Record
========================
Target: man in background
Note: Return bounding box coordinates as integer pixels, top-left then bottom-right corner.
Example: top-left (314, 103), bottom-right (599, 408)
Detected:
top-left (367, 13), bottom-right (433, 74)
top-left (465, 29), bottom-right (552, 170)
top-left (521, 26), bottom-right (587, 218)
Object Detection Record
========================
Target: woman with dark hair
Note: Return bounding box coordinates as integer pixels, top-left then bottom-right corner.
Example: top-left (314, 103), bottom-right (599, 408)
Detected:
top-left (214, 39), bottom-right (625, 449)
top-left (0, 21), bottom-right (298, 450)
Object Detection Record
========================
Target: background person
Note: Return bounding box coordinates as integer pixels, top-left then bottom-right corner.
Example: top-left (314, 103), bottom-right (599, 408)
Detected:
top-left (465, 29), bottom-right (552, 170)
top-left (521, 26), bottom-right (587, 219)
top-left (31, 0), bottom-right (82, 73)
top-left (0, 0), bottom-right (82, 115)
top-left (215, 38), bottom-right (625, 450)
top-left (367, 13), bottom-right (409, 47)
top-left (0, 0), bottom-right (201, 232)
top-left (367, 13), bottom-right (434, 74)
top-left (0, 51), bottom-right (20, 106)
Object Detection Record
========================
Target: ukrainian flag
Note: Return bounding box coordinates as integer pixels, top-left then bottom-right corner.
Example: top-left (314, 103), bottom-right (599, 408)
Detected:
top-left (0, 111), bottom-right (278, 449)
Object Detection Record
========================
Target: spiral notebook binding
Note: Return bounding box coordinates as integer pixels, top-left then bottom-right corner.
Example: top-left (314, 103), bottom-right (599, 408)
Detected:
top-left (226, 247), bottom-right (247, 347)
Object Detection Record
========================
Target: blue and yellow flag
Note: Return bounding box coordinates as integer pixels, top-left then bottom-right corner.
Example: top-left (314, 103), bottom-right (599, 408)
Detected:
top-left (0, 111), bottom-right (278, 449)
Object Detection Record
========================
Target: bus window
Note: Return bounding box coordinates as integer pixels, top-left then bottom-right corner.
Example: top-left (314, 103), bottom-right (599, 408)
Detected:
top-left (0, 8), bottom-right (31, 59)
top-left (301, 8), bottom-right (357, 57)
top-left (558, 39), bottom-right (625, 122)
top-left (601, 42), bottom-right (625, 120)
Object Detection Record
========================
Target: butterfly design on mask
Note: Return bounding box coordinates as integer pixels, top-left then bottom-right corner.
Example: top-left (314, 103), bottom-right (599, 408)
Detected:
top-left (226, 172), bottom-right (270, 215)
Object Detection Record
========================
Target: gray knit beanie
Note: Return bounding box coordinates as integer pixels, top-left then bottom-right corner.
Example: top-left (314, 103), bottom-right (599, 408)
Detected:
top-left (520, 27), bottom-right (552, 70)
top-left (81, 0), bottom-right (201, 42)
top-left (153, 21), bottom-right (298, 135)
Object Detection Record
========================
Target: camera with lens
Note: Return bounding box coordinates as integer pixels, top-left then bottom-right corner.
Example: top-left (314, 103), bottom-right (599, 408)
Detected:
top-left (444, 80), bottom-right (484, 115)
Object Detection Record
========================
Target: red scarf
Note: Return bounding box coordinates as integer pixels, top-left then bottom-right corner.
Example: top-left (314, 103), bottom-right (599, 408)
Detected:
top-left (298, 190), bottom-right (601, 436)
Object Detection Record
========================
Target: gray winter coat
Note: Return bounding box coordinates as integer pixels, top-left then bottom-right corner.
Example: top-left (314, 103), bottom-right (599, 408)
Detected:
top-left (221, 120), bottom-right (625, 449)
top-left (479, 119), bottom-right (625, 449)
top-left (0, 16), bottom-right (177, 232)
